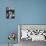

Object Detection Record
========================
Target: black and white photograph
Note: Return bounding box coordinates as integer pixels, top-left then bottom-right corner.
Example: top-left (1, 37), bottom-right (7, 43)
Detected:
top-left (18, 25), bottom-right (46, 46)
top-left (6, 7), bottom-right (15, 19)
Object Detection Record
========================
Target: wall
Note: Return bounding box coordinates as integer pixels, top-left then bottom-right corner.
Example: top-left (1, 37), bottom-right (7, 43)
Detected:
top-left (0, 0), bottom-right (46, 44)
top-left (0, 0), bottom-right (18, 44)
top-left (17, 0), bottom-right (46, 24)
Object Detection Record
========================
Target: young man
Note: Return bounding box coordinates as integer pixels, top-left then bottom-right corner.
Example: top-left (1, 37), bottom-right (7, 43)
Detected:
top-left (6, 7), bottom-right (15, 19)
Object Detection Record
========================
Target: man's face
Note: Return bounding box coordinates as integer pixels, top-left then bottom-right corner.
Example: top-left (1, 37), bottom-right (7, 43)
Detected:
top-left (8, 11), bottom-right (12, 16)
top-left (6, 7), bottom-right (15, 19)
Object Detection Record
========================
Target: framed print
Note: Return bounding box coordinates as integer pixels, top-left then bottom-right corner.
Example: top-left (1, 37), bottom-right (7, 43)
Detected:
top-left (6, 7), bottom-right (15, 19)
top-left (18, 24), bottom-right (46, 41)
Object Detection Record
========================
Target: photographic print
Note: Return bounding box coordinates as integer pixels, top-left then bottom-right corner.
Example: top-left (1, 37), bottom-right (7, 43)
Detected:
top-left (6, 7), bottom-right (15, 19)
top-left (18, 24), bottom-right (46, 46)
